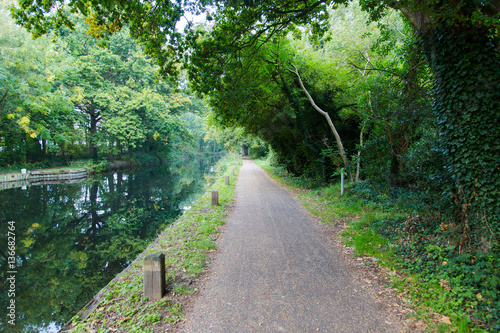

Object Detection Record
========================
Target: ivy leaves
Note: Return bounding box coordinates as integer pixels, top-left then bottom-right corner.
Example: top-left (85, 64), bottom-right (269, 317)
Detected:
top-left (429, 22), bottom-right (500, 242)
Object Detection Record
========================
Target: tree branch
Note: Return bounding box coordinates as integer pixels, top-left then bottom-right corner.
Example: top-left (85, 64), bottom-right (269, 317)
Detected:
top-left (288, 62), bottom-right (353, 181)
top-left (0, 89), bottom-right (8, 108)
top-left (348, 61), bottom-right (432, 99)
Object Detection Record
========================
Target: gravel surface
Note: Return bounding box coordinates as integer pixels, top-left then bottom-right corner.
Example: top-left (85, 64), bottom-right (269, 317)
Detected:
top-left (181, 159), bottom-right (401, 332)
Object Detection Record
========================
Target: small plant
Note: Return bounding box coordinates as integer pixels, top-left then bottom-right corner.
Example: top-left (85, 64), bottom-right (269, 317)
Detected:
top-left (88, 158), bottom-right (108, 173)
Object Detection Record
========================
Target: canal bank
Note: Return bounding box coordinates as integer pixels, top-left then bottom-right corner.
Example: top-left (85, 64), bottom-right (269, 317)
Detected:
top-left (0, 160), bottom-right (142, 190)
top-left (0, 154), bottom-right (226, 191)
top-left (61, 154), bottom-right (241, 332)
top-left (0, 168), bottom-right (88, 190)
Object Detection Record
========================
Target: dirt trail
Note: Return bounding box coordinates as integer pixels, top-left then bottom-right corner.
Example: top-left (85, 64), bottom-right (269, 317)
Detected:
top-left (180, 159), bottom-right (401, 332)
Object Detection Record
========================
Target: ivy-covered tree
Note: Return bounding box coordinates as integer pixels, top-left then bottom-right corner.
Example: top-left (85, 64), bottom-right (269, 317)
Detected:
top-left (359, 0), bottom-right (500, 245)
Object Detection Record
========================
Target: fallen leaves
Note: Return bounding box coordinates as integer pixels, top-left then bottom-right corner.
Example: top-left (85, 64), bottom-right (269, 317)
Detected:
top-left (440, 315), bottom-right (452, 325)
top-left (439, 279), bottom-right (451, 290)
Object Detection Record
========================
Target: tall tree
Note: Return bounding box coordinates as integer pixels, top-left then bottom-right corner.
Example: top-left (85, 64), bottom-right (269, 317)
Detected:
top-left (367, 1), bottom-right (500, 243)
top-left (57, 15), bottom-right (190, 160)
top-left (11, 0), bottom-right (500, 240)
top-left (1, 0), bottom-right (79, 165)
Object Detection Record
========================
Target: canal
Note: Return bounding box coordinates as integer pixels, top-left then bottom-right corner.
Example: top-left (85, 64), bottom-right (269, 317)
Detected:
top-left (0, 156), bottom-right (221, 332)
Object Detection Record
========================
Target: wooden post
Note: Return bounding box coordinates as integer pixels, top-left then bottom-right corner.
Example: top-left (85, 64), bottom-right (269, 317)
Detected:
top-left (143, 253), bottom-right (165, 300)
top-left (231, 168), bottom-right (235, 175)
top-left (211, 190), bottom-right (219, 206)
top-left (225, 175), bottom-right (229, 185)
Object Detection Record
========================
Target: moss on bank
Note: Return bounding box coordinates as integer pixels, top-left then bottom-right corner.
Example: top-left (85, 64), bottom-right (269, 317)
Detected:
top-left (63, 154), bottom-right (241, 333)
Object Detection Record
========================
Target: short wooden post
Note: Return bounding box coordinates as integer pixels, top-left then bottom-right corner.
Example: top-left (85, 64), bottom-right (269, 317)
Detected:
top-left (231, 168), bottom-right (235, 175)
top-left (225, 175), bottom-right (229, 185)
top-left (143, 253), bottom-right (165, 300)
top-left (211, 190), bottom-right (219, 206)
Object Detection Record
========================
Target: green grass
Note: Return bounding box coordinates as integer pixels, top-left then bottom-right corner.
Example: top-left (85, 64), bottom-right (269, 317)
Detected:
top-left (66, 153), bottom-right (242, 332)
top-left (0, 159), bottom-right (96, 174)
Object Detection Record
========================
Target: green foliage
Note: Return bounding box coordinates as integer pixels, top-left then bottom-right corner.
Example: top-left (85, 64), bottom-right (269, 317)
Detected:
top-left (351, 185), bottom-right (500, 331)
top-left (5, 0), bottom-right (500, 327)
top-left (189, 31), bottom-right (362, 182)
top-left (1, 0), bottom-right (80, 165)
top-left (203, 112), bottom-right (267, 156)
top-left (59, 16), bottom-right (193, 160)
top-left (87, 158), bottom-right (108, 173)
top-left (425, 20), bottom-right (500, 246)
top-left (2, 4), bottom-right (211, 167)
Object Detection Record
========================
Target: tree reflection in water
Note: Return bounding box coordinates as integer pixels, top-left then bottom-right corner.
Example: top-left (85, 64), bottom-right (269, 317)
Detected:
top-left (0, 156), bottom-right (220, 332)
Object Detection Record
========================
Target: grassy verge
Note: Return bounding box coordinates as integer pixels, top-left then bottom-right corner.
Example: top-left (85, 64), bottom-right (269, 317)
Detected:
top-left (0, 159), bottom-right (105, 173)
top-left (64, 154), bottom-right (242, 333)
top-left (0, 159), bottom-right (110, 174)
top-left (255, 159), bottom-right (497, 333)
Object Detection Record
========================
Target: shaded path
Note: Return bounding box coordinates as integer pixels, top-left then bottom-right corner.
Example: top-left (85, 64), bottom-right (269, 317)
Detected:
top-left (181, 159), bottom-right (400, 332)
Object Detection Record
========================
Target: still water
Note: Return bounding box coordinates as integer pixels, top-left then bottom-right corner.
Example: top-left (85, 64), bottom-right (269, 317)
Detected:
top-left (0, 157), bottom-right (220, 332)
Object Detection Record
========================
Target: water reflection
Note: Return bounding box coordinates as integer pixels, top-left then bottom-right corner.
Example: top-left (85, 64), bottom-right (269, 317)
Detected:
top-left (0, 156), bottom-right (220, 332)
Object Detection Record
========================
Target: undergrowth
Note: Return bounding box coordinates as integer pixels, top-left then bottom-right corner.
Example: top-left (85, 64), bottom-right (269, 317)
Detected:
top-left (256, 158), bottom-right (499, 333)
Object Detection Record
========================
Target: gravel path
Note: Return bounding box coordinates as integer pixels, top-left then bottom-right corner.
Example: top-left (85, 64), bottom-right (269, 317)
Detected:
top-left (181, 159), bottom-right (400, 332)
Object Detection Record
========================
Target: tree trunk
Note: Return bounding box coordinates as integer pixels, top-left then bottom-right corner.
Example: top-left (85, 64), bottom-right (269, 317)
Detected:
top-left (356, 123), bottom-right (365, 182)
top-left (241, 144), bottom-right (249, 156)
top-left (89, 111), bottom-right (99, 160)
top-left (289, 63), bottom-right (353, 182)
top-left (389, 2), bottom-right (500, 239)
top-left (42, 139), bottom-right (47, 155)
top-left (86, 106), bottom-right (101, 161)
top-left (424, 23), bottom-right (500, 238)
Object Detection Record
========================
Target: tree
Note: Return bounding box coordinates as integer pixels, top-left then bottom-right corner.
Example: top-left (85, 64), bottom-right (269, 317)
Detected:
top-left (1, 0), bottom-right (79, 165)
top-left (190, 33), bottom-right (359, 180)
top-left (11, 0), bottom-right (500, 241)
top-left (57, 15), bottom-right (191, 160)
top-left (364, 1), bottom-right (500, 244)
top-left (323, 2), bottom-right (433, 186)
top-left (289, 62), bottom-right (353, 181)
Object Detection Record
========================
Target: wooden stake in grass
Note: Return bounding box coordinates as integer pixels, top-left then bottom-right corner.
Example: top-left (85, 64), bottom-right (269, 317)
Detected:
top-left (212, 190), bottom-right (219, 206)
top-left (143, 253), bottom-right (166, 300)
top-left (225, 175), bottom-right (230, 185)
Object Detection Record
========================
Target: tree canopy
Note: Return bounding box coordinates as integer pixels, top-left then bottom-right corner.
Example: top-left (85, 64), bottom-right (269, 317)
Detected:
top-left (7, 0), bottom-right (500, 262)
top-left (3, 2), bottom-right (500, 331)
top-left (1, 1), bottom-right (214, 166)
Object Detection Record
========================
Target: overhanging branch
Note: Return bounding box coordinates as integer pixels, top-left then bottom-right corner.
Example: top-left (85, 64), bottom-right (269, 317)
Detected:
top-left (288, 62), bottom-right (353, 181)
top-left (348, 61), bottom-right (432, 99)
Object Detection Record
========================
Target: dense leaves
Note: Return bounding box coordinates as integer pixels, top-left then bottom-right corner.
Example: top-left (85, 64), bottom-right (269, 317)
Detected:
top-left (4, 0), bottom-right (500, 330)
top-left (60, 16), bottom-right (189, 160)
top-left (1, 2), bottom-right (208, 167)
top-left (425, 21), bottom-right (500, 247)
top-left (7, 0), bottom-right (499, 248)
top-left (0, 4), bottom-right (78, 165)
